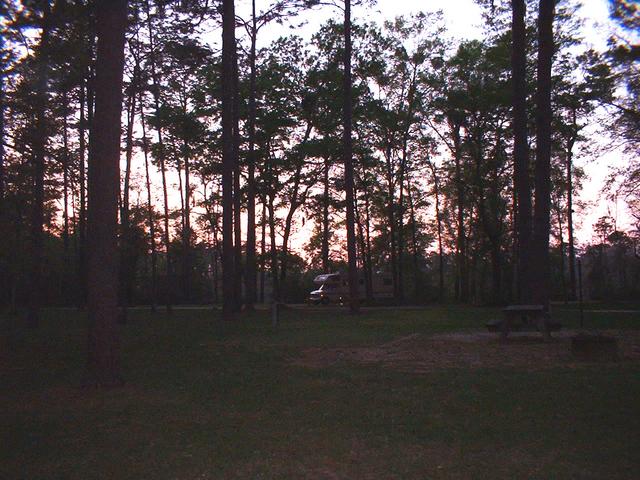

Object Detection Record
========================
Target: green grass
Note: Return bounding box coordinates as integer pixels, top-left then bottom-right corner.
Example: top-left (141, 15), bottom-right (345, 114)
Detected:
top-left (1, 304), bottom-right (639, 479)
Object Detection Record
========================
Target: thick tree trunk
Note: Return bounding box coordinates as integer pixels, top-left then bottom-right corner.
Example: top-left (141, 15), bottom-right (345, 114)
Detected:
top-left (512, 0), bottom-right (533, 303)
top-left (86, 0), bottom-right (127, 387)
top-left (221, 0), bottom-right (237, 319)
top-left (531, 0), bottom-right (555, 310)
top-left (343, 0), bottom-right (359, 313)
top-left (27, 1), bottom-right (52, 328)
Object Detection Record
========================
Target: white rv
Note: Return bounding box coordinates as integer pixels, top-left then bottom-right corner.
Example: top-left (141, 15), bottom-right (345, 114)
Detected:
top-left (308, 271), bottom-right (394, 305)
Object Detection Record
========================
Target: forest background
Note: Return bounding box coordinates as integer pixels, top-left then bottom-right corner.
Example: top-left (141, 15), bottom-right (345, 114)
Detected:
top-left (0, 0), bottom-right (638, 314)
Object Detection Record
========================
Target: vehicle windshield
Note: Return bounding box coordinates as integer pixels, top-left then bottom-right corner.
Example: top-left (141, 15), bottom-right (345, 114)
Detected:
top-left (319, 284), bottom-right (335, 291)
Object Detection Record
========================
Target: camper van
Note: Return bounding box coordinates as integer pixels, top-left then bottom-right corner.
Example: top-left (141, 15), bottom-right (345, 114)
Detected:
top-left (308, 271), bottom-right (394, 305)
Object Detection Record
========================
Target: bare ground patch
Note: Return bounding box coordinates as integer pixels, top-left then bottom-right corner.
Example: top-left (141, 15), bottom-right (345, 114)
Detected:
top-left (293, 330), bottom-right (640, 373)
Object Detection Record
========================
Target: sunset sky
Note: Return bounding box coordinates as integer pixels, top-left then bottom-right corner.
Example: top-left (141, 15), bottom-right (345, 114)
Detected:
top-left (125, 0), bottom-right (634, 254)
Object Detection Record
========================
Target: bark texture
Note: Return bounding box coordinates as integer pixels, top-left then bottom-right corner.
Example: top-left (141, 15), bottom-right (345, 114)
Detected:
top-left (27, 1), bottom-right (52, 328)
top-left (221, 0), bottom-right (237, 319)
top-left (86, 0), bottom-right (128, 386)
top-left (343, 0), bottom-right (359, 313)
top-left (531, 0), bottom-right (555, 310)
top-left (511, 0), bottom-right (533, 303)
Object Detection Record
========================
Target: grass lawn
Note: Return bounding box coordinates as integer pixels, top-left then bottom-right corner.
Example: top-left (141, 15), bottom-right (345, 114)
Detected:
top-left (1, 304), bottom-right (639, 479)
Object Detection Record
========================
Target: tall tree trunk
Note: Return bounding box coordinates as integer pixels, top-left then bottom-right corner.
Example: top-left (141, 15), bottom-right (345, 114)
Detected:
top-left (145, 0), bottom-right (173, 312)
top-left (139, 92), bottom-right (158, 312)
top-left (363, 181), bottom-right (373, 300)
top-left (397, 180), bottom-right (405, 302)
top-left (176, 155), bottom-right (185, 237)
top-left (182, 136), bottom-right (191, 303)
top-left (121, 87), bottom-right (135, 235)
top-left (396, 66), bottom-right (417, 303)
top-left (0, 32), bottom-right (5, 204)
top-left (27, 1), bottom-right (52, 328)
top-left (267, 193), bottom-right (279, 302)
top-left (531, 0), bottom-right (555, 311)
top-left (62, 89), bottom-right (70, 305)
top-left (489, 240), bottom-right (502, 304)
top-left (385, 145), bottom-right (398, 300)
top-left (119, 79), bottom-right (136, 320)
top-left (86, 0), bottom-right (127, 387)
top-left (452, 121), bottom-right (467, 302)
top-left (556, 207), bottom-right (567, 302)
top-left (221, 0), bottom-right (237, 320)
top-left (512, 0), bottom-right (533, 303)
top-left (78, 77), bottom-right (88, 308)
top-left (405, 175), bottom-right (421, 303)
top-left (322, 155), bottom-right (330, 272)
top-left (211, 245), bottom-right (218, 304)
top-left (430, 162), bottom-right (445, 302)
top-left (279, 123), bottom-right (312, 285)
top-left (260, 201), bottom-right (266, 303)
top-left (245, 0), bottom-right (258, 310)
top-left (0, 34), bottom-right (5, 312)
top-left (343, 0), bottom-right (359, 313)
top-left (232, 38), bottom-right (242, 312)
top-left (208, 184), bottom-right (223, 305)
top-left (354, 188), bottom-right (371, 301)
top-left (566, 117), bottom-right (577, 301)
top-left (473, 136), bottom-right (503, 305)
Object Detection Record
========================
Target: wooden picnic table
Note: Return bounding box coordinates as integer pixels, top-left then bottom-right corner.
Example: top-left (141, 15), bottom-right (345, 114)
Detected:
top-left (502, 304), bottom-right (547, 338)
top-left (486, 304), bottom-right (560, 338)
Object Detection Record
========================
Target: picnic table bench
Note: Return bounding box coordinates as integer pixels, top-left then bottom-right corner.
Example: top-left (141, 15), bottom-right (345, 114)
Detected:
top-left (486, 304), bottom-right (561, 338)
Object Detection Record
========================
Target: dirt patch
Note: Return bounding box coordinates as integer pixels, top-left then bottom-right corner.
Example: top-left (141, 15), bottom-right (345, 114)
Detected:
top-left (293, 330), bottom-right (640, 373)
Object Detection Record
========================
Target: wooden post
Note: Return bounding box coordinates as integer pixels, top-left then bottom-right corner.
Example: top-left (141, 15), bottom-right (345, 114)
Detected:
top-left (271, 301), bottom-right (279, 327)
top-left (578, 259), bottom-right (584, 329)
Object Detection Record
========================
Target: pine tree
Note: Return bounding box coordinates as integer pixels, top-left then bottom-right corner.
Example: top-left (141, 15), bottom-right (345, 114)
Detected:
top-left (86, 0), bottom-right (128, 386)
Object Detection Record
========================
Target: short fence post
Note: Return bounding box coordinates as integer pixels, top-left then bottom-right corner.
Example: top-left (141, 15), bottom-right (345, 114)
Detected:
top-left (578, 259), bottom-right (584, 329)
top-left (271, 301), bottom-right (279, 327)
